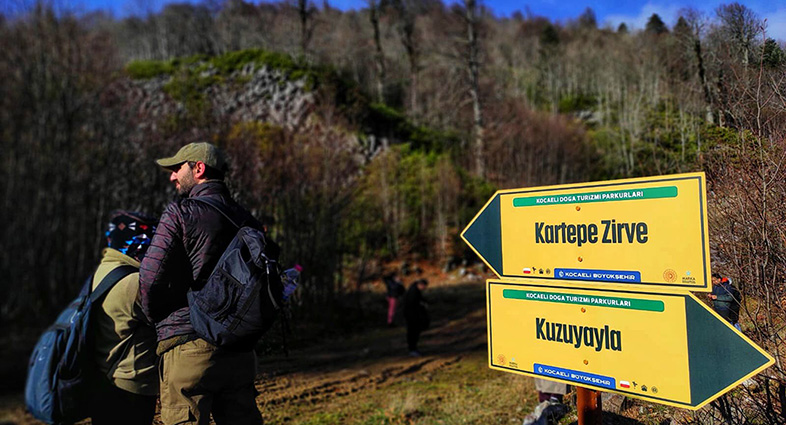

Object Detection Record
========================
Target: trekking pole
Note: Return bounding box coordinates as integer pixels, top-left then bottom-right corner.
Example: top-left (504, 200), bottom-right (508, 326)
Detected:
top-left (577, 387), bottom-right (602, 425)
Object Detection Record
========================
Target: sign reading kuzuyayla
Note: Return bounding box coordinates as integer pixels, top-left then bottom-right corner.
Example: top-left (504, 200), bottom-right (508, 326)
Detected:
top-left (461, 172), bottom-right (711, 292)
top-left (486, 280), bottom-right (774, 410)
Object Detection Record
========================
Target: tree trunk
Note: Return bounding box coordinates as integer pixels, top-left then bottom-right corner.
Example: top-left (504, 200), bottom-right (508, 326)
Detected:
top-left (369, 0), bottom-right (386, 103)
top-left (402, 31), bottom-right (418, 118)
top-left (298, 0), bottom-right (311, 57)
top-left (464, 0), bottom-right (484, 178)
top-left (393, 0), bottom-right (419, 119)
top-left (693, 38), bottom-right (714, 124)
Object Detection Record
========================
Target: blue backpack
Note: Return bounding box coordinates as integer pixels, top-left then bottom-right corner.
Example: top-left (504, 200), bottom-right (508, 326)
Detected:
top-left (25, 265), bottom-right (136, 424)
top-left (188, 197), bottom-right (283, 350)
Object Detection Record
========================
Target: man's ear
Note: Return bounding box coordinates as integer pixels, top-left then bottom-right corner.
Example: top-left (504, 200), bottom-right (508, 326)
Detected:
top-left (192, 161), bottom-right (207, 179)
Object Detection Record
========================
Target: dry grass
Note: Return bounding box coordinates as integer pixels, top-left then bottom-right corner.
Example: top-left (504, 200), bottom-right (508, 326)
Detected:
top-left (275, 350), bottom-right (538, 425)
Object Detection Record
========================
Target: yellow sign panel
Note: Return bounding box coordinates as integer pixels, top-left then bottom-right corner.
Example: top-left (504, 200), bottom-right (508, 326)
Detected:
top-left (462, 172), bottom-right (711, 292)
top-left (487, 280), bottom-right (773, 409)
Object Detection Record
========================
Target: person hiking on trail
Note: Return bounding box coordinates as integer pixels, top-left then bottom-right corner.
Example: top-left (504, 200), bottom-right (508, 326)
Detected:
top-left (89, 210), bottom-right (158, 425)
top-left (710, 272), bottom-right (742, 330)
top-left (139, 142), bottom-right (268, 425)
top-left (403, 278), bottom-right (430, 356)
top-left (383, 271), bottom-right (404, 326)
top-left (521, 379), bottom-right (569, 425)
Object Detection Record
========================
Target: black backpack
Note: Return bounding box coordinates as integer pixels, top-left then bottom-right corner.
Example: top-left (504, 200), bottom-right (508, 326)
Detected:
top-left (188, 197), bottom-right (283, 350)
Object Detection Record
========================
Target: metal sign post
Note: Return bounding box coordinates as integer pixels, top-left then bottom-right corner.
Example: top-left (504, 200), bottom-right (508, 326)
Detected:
top-left (577, 387), bottom-right (602, 425)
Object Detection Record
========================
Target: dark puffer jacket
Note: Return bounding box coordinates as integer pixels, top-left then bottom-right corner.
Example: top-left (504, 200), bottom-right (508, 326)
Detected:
top-left (403, 283), bottom-right (429, 331)
top-left (139, 181), bottom-right (261, 343)
top-left (712, 279), bottom-right (741, 324)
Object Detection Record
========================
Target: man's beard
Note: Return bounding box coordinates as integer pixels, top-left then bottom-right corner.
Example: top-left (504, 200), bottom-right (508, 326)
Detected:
top-left (177, 173), bottom-right (196, 196)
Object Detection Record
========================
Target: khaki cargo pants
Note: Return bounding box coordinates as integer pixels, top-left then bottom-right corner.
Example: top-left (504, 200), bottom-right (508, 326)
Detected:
top-left (160, 338), bottom-right (262, 425)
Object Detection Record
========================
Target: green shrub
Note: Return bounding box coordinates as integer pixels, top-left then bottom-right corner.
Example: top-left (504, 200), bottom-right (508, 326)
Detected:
top-left (365, 103), bottom-right (459, 152)
top-left (210, 49), bottom-right (296, 75)
top-left (558, 93), bottom-right (596, 113)
top-left (127, 49), bottom-right (316, 86)
top-left (125, 60), bottom-right (175, 79)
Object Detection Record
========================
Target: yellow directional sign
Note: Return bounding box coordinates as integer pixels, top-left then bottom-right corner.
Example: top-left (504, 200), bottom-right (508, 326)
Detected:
top-left (486, 280), bottom-right (774, 409)
top-left (462, 172), bottom-right (711, 292)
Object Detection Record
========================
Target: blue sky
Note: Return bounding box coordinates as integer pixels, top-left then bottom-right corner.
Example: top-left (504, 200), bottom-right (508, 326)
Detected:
top-left (40, 0), bottom-right (786, 40)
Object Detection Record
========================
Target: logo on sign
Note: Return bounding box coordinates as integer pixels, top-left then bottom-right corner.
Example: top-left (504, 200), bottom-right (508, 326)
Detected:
top-left (663, 269), bottom-right (677, 283)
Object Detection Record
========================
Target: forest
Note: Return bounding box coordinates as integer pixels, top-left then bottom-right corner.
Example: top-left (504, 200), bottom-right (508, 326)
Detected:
top-left (1, 0), bottom-right (785, 422)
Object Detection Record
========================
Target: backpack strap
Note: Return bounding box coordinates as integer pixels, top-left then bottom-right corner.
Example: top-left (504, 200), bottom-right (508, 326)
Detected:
top-left (192, 197), bottom-right (243, 229)
top-left (89, 265), bottom-right (137, 303)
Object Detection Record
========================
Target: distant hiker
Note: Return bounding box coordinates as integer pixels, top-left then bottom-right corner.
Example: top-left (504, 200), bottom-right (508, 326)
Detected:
top-left (383, 271), bottom-right (405, 326)
top-left (90, 210), bottom-right (159, 425)
top-left (403, 278), bottom-right (430, 356)
top-left (522, 394), bottom-right (568, 425)
top-left (534, 378), bottom-right (567, 404)
top-left (519, 378), bottom-right (569, 425)
top-left (140, 142), bottom-right (268, 425)
top-left (710, 272), bottom-right (742, 330)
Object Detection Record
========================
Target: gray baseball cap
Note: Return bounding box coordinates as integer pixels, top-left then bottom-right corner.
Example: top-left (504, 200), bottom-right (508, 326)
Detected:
top-left (156, 142), bottom-right (228, 171)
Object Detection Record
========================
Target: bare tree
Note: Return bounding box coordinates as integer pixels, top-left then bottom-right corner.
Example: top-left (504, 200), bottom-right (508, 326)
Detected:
top-left (215, 0), bottom-right (264, 53)
top-left (716, 2), bottom-right (761, 67)
top-left (676, 9), bottom-right (715, 124)
top-left (367, 0), bottom-right (386, 102)
top-left (157, 3), bottom-right (216, 58)
top-left (294, 0), bottom-right (316, 57)
top-left (461, 0), bottom-right (484, 178)
top-left (391, 0), bottom-right (423, 115)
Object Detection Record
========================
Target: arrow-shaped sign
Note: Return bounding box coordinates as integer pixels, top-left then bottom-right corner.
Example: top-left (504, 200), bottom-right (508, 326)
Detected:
top-left (486, 280), bottom-right (774, 409)
top-left (462, 172), bottom-right (711, 292)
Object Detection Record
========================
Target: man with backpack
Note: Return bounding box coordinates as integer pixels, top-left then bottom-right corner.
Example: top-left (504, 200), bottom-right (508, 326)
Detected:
top-left (710, 272), bottom-right (742, 330)
top-left (90, 210), bottom-right (159, 424)
top-left (25, 211), bottom-right (159, 425)
top-left (139, 142), bottom-right (269, 425)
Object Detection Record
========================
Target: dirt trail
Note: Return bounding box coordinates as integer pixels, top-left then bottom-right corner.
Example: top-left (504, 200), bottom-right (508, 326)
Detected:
top-left (252, 281), bottom-right (488, 419)
top-left (0, 279), bottom-right (489, 425)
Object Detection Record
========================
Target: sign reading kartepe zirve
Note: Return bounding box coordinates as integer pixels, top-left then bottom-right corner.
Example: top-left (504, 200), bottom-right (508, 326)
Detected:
top-left (461, 172), bottom-right (711, 292)
top-left (486, 280), bottom-right (774, 410)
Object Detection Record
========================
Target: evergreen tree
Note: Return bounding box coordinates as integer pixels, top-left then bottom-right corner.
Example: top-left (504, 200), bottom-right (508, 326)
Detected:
top-left (763, 38), bottom-right (785, 68)
top-left (540, 23), bottom-right (559, 48)
top-left (645, 13), bottom-right (668, 35)
top-left (578, 7), bottom-right (596, 29)
top-left (673, 16), bottom-right (690, 38)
